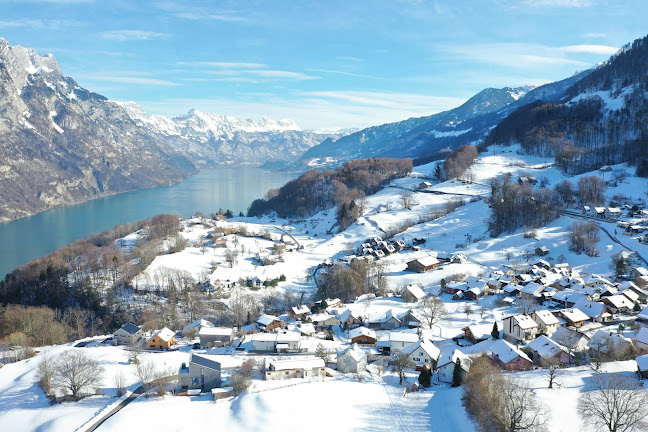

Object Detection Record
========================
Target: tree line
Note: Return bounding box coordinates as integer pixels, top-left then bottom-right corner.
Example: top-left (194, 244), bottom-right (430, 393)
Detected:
top-left (247, 157), bottom-right (413, 229)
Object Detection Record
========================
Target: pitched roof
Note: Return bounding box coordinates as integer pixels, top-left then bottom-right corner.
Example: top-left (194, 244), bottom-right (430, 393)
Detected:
top-left (510, 314), bottom-right (538, 330)
top-left (402, 284), bottom-right (426, 300)
top-left (182, 319), bottom-right (213, 334)
top-left (199, 327), bottom-right (233, 337)
top-left (120, 322), bottom-right (141, 335)
top-left (338, 343), bottom-right (367, 362)
top-left (438, 349), bottom-right (471, 370)
top-left (635, 328), bottom-right (648, 345)
top-left (349, 326), bottom-right (376, 340)
top-left (190, 354), bottom-right (221, 371)
top-left (573, 300), bottom-right (607, 319)
top-left (604, 295), bottom-right (634, 309)
top-left (267, 356), bottom-right (324, 371)
top-left (558, 308), bottom-right (589, 323)
top-left (150, 327), bottom-right (175, 342)
top-left (527, 335), bottom-right (566, 359)
top-left (257, 314), bottom-right (279, 326)
top-left (389, 332), bottom-right (419, 343)
top-left (401, 338), bottom-right (440, 361)
top-left (409, 256), bottom-right (439, 267)
top-left (637, 354), bottom-right (648, 371)
top-left (489, 339), bottom-right (532, 364)
top-left (532, 310), bottom-right (560, 326)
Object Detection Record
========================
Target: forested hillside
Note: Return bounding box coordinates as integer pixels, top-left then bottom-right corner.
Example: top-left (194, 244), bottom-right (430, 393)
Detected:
top-left (483, 34), bottom-right (648, 176)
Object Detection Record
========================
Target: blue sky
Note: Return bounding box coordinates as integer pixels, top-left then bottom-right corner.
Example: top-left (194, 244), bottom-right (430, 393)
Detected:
top-left (1, 0), bottom-right (647, 129)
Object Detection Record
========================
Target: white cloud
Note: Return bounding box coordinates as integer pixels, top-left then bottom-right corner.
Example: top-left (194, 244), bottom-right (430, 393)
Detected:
top-left (78, 74), bottom-right (178, 86)
top-left (307, 69), bottom-right (377, 79)
top-left (155, 2), bottom-right (246, 22)
top-left (520, 0), bottom-right (593, 7)
top-left (582, 32), bottom-right (608, 38)
top-left (100, 30), bottom-right (169, 41)
top-left (560, 44), bottom-right (618, 55)
top-left (177, 61), bottom-right (268, 68)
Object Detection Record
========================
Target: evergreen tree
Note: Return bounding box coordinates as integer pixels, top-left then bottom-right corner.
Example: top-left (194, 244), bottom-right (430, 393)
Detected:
top-left (491, 322), bottom-right (499, 340)
top-left (418, 364), bottom-right (431, 388)
top-left (451, 359), bottom-right (463, 387)
top-left (440, 279), bottom-right (447, 293)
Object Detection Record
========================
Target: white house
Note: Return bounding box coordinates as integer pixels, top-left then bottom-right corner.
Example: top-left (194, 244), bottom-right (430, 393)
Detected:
top-left (401, 284), bottom-right (427, 302)
top-left (337, 343), bottom-right (367, 373)
top-left (502, 315), bottom-right (538, 341)
top-left (389, 332), bottom-right (420, 353)
top-left (265, 356), bottom-right (325, 381)
top-left (113, 323), bottom-right (142, 345)
top-left (437, 350), bottom-right (471, 384)
top-left (530, 310), bottom-right (560, 336)
top-left (401, 338), bottom-right (441, 370)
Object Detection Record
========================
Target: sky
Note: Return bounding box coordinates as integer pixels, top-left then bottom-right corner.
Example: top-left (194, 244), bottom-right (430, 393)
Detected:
top-left (0, 0), bottom-right (647, 130)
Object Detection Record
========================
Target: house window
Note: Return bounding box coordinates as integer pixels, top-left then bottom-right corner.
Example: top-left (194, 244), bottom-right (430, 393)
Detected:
top-left (285, 371), bottom-right (289, 375)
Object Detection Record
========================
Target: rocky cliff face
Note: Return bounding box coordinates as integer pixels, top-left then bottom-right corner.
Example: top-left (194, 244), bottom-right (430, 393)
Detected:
top-left (0, 39), bottom-right (196, 222)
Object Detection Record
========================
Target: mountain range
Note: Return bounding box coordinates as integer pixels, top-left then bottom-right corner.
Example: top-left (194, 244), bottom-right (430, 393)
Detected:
top-left (2, 33), bottom-right (647, 222)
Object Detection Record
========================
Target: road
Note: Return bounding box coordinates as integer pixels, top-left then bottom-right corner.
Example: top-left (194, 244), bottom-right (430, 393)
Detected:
top-left (83, 384), bottom-right (144, 432)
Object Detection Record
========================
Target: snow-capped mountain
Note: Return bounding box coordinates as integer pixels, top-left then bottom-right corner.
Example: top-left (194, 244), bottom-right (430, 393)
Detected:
top-left (297, 76), bottom-right (591, 169)
top-left (116, 102), bottom-right (348, 167)
top-left (0, 38), bottom-right (196, 222)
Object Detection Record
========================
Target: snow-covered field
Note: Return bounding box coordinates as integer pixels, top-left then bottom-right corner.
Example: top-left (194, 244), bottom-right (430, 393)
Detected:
top-left (3, 144), bottom-right (648, 431)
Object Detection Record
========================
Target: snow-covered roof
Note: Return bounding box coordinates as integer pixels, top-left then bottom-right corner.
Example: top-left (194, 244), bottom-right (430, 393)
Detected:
top-left (573, 300), bottom-right (607, 319)
top-left (409, 256), bottom-right (439, 268)
top-left (267, 356), bottom-right (324, 371)
top-left (402, 284), bottom-right (426, 300)
top-left (533, 310), bottom-right (560, 326)
top-left (290, 305), bottom-right (311, 315)
top-left (489, 339), bottom-right (531, 364)
top-left (257, 314), bottom-right (279, 326)
top-left (349, 326), bottom-right (376, 340)
top-left (199, 327), bottom-right (232, 337)
top-left (520, 282), bottom-right (545, 296)
top-left (637, 354), bottom-right (648, 371)
top-left (527, 335), bottom-right (566, 359)
top-left (551, 326), bottom-right (589, 347)
top-left (150, 327), bottom-right (175, 342)
top-left (338, 343), bottom-right (367, 362)
top-left (638, 305), bottom-right (648, 320)
top-left (401, 338), bottom-right (440, 361)
top-left (558, 308), bottom-right (590, 323)
top-left (438, 349), bottom-right (471, 371)
top-left (182, 319), bottom-right (213, 334)
top-left (588, 330), bottom-right (632, 353)
top-left (511, 314), bottom-right (538, 330)
top-left (636, 328), bottom-right (648, 345)
top-left (604, 295), bottom-right (634, 309)
top-left (389, 332), bottom-right (419, 343)
top-left (465, 323), bottom-right (495, 340)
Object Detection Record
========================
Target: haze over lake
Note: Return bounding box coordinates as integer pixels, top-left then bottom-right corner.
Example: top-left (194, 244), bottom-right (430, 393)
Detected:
top-left (0, 167), bottom-right (294, 279)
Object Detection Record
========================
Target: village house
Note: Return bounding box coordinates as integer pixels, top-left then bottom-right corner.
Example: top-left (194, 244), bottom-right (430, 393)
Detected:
top-left (199, 327), bottom-right (234, 348)
top-left (388, 332), bottom-right (420, 354)
top-left (287, 305), bottom-right (311, 320)
top-left (551, 326), bottom-right (590, 352)
top-left (250, 330), bottom-right (303, 353)
top-left (401, 338), bottom-right (441, 370)
top-left (572, 299), bottom-right (611, 323)
top-left (349, 326), bottom-right (377, 345)
top-left (368, 309), bottom-right (401, 330)
top-left (437, 350), bottom-right (471, 384)
top-left (554, 308), bottom-right (589, 328)
top-left (256, 314), bottom-right (283, 332)
top-left (337, 309), bottom-right (364, 329)
top-left (337, 343), bottom-right (367, 373)
top-left (418, 181), bottom-right (433, 189)
top-left (631, 267), bottom-right (648, 280)
top-left (310, 313), bottom-right (341, 331)
top-left (637, 354), bottom-right (648, 379)
top-left (401, 284), bottom-right (427, 302)
top-left (264, 356), bottom-right (326, 381)
top-left (294, 322), bottom-right (316, 337)
top-left (634, 328), bottom-right (648, 354)
top-left (462, 323), bottom-right (496, 344)
top-left (530, 310), bottom-right (560, 337)
top-left (601, 295), bottom-right (634, 313)
top-left (182, 319), bottom-right (214, 336)
top-left (588, 330), bottom-right (634, 358)
top-left (113, 323), bottom-right (142, 345)
top-left (489, 339), bottom-right (534, 371)
top-left (527, 335), bottom-right (571, 365)
top-left (147, 327), bottom-right (176, 350)
top-left (406, 256), bottom-right (440, 273)
top-left (535, 246), bottom-right (549, 257)
top-left (178, 354), bottom-right (221, 394)
top-left (502, 315), bottom-right (538, 342)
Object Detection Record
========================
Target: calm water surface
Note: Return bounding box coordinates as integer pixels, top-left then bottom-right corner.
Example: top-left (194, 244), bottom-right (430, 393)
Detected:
top-left (0, 167), bottom-right (294, 279)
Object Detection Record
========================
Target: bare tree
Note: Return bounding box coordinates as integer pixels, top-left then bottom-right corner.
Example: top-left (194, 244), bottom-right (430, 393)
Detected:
top-left (37, 350), bottom-right (55, 399)
top-left (114, 370), bottom-right (127, 397)
top-left (516, 297), bottom-right (537, 315)
top-left (543, 358), bottom-right (562, 389)
top-left (419, 296), bottom-right (447, 330)
top-left (463, 303), bottom-right (474, 318)
top-left (134, 359), bottom-right (169, 395)
top-left (230, 371), bottom-right (251, 396)
top-left (239, 358), bottom-right (258, 378)
top-left (463, 355), bottom-right (547, 432)
top-left (225, 248), bottom-right (239, 268)
top-left (578, 374), bottom-right (648, 432)
top-left (390, 351), bottom-right (415, 384)
top-left (401, 191), bottom-right (416, 210)
top-left (54, 350), bottom-right (104, 400)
